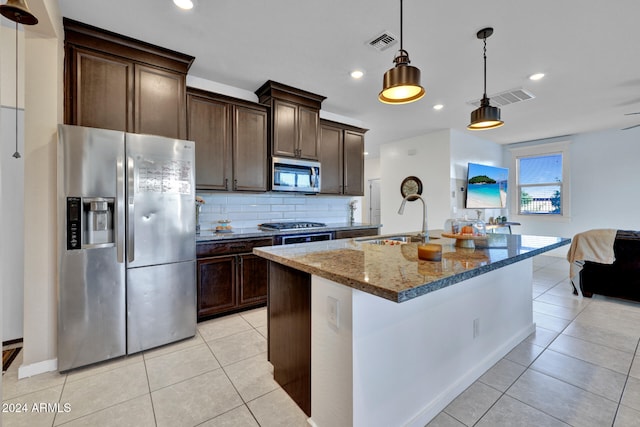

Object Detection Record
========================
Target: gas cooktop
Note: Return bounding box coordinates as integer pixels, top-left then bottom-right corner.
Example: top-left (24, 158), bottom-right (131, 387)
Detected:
top-left (259, 221), bottom-right (327, 231)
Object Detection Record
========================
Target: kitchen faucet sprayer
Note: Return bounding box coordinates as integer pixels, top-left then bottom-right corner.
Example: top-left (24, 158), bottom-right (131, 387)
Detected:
top-left (398, 194), bottom-right (429, 242)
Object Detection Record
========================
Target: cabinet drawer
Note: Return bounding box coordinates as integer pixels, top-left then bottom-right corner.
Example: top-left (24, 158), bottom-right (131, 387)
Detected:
top-left (197, 237), bottom-right (273, 257)
top-left (334, 228), bottom-right (379, 239)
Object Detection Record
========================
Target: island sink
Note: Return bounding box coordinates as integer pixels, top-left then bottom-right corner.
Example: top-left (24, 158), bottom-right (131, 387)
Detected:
top-left (356, 233), bottom-right (440, 245)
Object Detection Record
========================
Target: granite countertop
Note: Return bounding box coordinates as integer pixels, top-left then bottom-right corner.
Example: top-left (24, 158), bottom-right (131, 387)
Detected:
top-left (196, 222), bottom-right (380, 243)
top-left (253, 230), bottom-right (571, 303)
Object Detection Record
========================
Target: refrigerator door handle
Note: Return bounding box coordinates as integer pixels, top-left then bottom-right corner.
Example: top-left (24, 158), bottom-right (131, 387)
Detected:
top-left (127, 156), bottom-right (135, 263)
top-left (116, 157), bottom-right (125, 263)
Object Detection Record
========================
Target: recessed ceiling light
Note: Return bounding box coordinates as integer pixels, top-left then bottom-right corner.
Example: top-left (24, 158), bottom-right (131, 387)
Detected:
top-left (350, 70), bottom-right (364, 79)
top-left (529, 73), bottom-right (545, 81)
top-left (173, 0), bottom-right (194, 10)
top-left (433, 104), bottom-right (444, 110)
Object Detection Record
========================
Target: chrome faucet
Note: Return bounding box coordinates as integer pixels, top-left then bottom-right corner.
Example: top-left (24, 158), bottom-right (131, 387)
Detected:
top-left (398, 194), bottom-right (429, 242)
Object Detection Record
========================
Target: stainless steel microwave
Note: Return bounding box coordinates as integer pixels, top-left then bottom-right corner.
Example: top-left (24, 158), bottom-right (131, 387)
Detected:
top-left (272, 156), bottom-right (321, 193)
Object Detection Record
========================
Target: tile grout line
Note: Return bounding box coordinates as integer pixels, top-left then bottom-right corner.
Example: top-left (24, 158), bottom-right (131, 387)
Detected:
top-left (469, 261), bottom-right (588, 426)
top-left (50, 371), bottom-right (68, 427)
top-left (611, 337), bottom-right (640, 426)
top-left (198, 315), bottom-right (267, 426)
top-left (141, 350), bottom-right (159, 427)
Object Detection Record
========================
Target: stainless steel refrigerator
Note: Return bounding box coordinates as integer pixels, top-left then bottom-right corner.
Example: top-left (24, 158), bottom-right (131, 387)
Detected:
top-left (57, 124), bottom-right (196, 372)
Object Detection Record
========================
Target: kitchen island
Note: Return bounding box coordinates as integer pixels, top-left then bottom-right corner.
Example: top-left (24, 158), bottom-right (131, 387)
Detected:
top-left (254, 231), bottom-right (571, 427)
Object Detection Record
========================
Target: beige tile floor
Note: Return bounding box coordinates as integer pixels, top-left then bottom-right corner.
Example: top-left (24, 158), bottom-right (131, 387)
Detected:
top-left (3, 255), bottom-right (640, 426)
top-left (2, 307), bottom-right (307, 427)
top-left (429, 255), bottom-right (640, 427)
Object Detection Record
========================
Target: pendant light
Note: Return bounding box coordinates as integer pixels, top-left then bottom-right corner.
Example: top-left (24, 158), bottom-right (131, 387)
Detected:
top-left (378, 0), bottom-right (425, 104)
top-left (0, 0), bottom-right (38, 159)
top-left (467, 27), bottom-right (504, 130)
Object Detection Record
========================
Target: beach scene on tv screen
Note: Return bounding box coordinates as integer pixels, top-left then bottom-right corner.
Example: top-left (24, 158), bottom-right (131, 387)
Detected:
top-left (466, 163), bottom-right (508, 208)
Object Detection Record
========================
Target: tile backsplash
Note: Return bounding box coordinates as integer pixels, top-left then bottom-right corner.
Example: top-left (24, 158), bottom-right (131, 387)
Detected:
top-left (196, 192), bottom-right (359, 230)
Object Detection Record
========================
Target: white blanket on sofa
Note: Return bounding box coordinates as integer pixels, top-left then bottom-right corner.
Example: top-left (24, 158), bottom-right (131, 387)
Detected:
top-left (566, 229), bottom-right (617, 285)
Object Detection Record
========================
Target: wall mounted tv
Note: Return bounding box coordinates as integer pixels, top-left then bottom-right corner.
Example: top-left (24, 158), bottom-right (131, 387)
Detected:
top-left (465, 162), bottom-right (508, 209)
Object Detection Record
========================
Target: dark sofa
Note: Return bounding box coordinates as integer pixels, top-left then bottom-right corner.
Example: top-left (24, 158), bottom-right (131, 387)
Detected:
top-left (580, 230), bottom-right (640, 300)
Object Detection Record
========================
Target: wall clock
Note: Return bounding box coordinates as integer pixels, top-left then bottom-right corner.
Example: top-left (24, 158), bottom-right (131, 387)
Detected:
top-left (400, 176), bottom-right (423, 200)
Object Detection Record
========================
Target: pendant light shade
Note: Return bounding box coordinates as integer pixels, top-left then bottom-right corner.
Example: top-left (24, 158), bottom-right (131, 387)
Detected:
top-left (378, 0), bottom-right (425, 104)
top-left (0, 0), bottom-right (38, 25)
top-left (379, 50), bottom-right (425, 104)
top-left (468, 96), bottom-right (503, 130)
top-left (468, 27), bottom-right (503, 130)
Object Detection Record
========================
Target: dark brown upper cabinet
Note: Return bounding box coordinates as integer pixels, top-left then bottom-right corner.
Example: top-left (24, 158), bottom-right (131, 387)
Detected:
top-left (255, 81), bottom-right (326, 160)
top-left (319, 120), bottom-right (368, 196)
top-left (187, 88), bottom-right (268, 192)
top-left (63, 18), bottom-right (194, 140)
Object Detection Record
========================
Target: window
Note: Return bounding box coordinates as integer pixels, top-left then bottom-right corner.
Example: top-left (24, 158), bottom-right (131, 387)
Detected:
top-left (509, 141), bottom-right (570, 218)
top-left (518, 154), bottom-right (563, 214)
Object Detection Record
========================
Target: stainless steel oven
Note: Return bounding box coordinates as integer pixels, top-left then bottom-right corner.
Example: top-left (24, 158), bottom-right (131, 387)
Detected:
top-left (260, 221), bottom-right (333, 244)
top-left (272, 156), bottom-right (321, 193)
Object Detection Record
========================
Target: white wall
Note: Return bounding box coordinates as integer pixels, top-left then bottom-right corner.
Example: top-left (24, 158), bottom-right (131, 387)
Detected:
top-left (505, 127), bottom-right (640, 255)
top-left (19, 0), bottom-right (63, 377)
top-left (1, 26), bottom-right (25, 342)
top-left (380, 130), bottom-right (452, 235)
top-left (449, 129), bottom-right (506, 222)
top-left (379, 129), bottom-right (505, 235)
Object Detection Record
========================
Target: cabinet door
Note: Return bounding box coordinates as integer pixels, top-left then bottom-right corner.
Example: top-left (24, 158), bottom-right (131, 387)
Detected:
top-left (188, 95), bottom-right (231, 190)
top-left (233, 105), bottom-right (268, 191)
top-left (298, 106), bottom-right (319, 160)
top-left (273, 99), bottom-right (298, 158)
top-left (238, 253), bottom-right (269, 307)
top-left (343, 130), bottom-right (365, 196)
top-left (318, 123), bottom-right (343, 194)
top-left (67, 48), bottom-right (133, 132)
top-left (197, 256), bottom-right (236, 319)
top-left (135, 64), bottom-right (186, 139)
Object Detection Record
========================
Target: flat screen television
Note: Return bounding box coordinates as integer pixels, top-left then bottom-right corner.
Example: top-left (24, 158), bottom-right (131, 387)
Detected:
top-left (465, 162), bottom-right (508, 208)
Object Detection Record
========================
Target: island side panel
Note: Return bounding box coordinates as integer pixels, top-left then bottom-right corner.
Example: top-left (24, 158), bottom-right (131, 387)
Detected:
top-left (310, 258), bottom-right (535, 427)
top-left (268, 261), bottom-right (311, 416)
top-left (310, 276), bottom-right (355, 427)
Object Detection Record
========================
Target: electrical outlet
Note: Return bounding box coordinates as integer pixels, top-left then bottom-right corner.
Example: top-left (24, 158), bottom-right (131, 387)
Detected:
top-left (473, 318), bottom-right (480, 338)
top-left (327, 296), bottom-right (339, 329)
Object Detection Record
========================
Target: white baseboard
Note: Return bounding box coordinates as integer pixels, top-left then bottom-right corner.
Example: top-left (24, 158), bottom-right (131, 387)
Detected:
top-left (18, 358), bottom-right (58, 379)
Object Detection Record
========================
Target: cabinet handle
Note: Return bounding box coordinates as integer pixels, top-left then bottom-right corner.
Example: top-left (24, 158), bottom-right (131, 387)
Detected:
top-left (224, 178), bottom-right (229, 190)
top-left (233, 179), bottom-right (238, 190)
top-left (229, 244), bottom-right (246, 249)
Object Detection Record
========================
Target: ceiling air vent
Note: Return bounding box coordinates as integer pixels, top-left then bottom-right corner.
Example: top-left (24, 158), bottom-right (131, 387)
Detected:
top-left (467, 88), bottom-right (535, 108)
top-left (367, 31), bottom-right (398, 51)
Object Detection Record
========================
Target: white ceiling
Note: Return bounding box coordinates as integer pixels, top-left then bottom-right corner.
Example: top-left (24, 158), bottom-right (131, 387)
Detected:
top-left (57, 0), bottom-right (640, 157)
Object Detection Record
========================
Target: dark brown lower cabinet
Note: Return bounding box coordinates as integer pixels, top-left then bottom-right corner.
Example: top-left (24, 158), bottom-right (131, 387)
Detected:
top-left (268, 261), bottom-right (311, 416)
top-left (334, 227), bottom-right (379, 239)
top-left (239, 253), bottom-right (270, 306)
top-left (197, 238), bottom-right (271, 320)
top-left (197, 256), bottom-right (237, 316)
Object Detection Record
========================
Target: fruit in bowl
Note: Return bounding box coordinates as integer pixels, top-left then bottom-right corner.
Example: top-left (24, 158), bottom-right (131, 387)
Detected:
top-left (215, 220), bottom-right (232, 231)
top-left (461, 225), bottom-right (474, 235)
